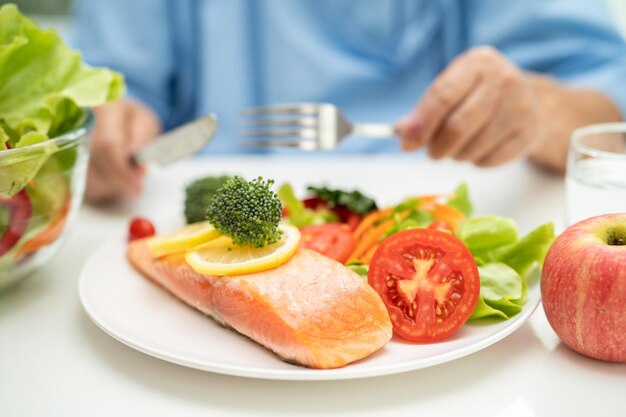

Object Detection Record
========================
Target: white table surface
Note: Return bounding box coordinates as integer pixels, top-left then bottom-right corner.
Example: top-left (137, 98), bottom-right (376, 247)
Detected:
top-left (1, 155), bottom-right (624, 417)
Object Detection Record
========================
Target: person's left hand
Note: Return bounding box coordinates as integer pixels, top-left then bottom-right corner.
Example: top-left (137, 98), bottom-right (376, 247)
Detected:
top-left (397, 46), bottom-right (545, 167)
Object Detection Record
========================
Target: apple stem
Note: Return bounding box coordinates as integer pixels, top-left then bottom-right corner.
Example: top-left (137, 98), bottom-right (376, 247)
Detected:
top-left (607, 228), bottom-right (626, 246)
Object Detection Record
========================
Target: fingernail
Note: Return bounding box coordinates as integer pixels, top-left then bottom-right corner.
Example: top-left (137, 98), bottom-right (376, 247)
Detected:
top-left (398, 116), bottom-right (422, 151)
top-left (406, 117), bottom-right (421, 137)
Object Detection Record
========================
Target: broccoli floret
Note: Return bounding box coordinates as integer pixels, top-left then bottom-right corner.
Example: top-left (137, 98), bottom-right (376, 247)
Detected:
top-left (206, 176), bottom-right (282, 248)
top-left (184, 175), bottom-right (233, 224)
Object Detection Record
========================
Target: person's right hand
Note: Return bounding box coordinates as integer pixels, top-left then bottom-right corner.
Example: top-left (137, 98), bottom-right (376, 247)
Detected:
top-left (86, 99), bottom-right (162, 204)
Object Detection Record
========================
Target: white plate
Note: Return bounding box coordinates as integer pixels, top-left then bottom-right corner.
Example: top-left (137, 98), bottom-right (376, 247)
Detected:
top-left (79, 237), bottom-right (541, 381)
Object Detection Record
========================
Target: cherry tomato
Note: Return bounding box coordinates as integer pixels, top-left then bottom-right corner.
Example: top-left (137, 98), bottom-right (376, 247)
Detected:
top-left (128, 217), bottom-right (156, 241)
top-left (299, 223), bottom-right (356, 264)
top-left (368, 228), bottom-right (480, 342)
top-left (428, 220), bottom-right (454, 235)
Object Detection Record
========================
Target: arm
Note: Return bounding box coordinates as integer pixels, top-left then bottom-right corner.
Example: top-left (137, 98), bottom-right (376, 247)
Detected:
top-left (526, 75), bottom-right (621, 171)
top-left (399, 0), bottom-right (626, 173)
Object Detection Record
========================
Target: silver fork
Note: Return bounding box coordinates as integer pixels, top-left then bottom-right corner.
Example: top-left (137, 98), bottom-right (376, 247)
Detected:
top-left (240, 103), bottom-right (396, 150)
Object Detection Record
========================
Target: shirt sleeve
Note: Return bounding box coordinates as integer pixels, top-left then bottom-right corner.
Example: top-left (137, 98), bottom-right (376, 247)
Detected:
top-left (72, 0), bottom-right (175, 125)
top-left (464, 0), bottom-right (626, 118)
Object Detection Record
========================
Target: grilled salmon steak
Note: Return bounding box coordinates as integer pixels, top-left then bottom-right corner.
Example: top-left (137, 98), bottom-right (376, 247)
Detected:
top-left (127, 240), bottom-right (392, 369)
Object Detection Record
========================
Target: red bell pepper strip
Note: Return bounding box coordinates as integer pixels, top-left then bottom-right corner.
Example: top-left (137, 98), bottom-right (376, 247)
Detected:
top-left (0, 190), bottom-right (33, 256)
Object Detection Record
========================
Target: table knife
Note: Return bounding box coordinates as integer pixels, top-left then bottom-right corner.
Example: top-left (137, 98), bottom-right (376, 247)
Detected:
top-left (133, 114), bottom-right (217, 166)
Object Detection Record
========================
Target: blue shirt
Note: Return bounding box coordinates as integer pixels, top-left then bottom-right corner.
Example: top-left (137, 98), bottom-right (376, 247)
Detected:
top-left (73, 0), bottom-right (626, 154)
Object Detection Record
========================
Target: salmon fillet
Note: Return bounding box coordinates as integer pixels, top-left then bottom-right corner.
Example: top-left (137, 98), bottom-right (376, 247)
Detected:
top-left (127, 241), bottom-right (392, 369)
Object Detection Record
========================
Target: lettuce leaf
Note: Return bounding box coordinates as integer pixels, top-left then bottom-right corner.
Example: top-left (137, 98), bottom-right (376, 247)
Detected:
top-left (346, 259), bottom-right (369, 281)
top-left (381, 197), bottom-right (435, 238)
top-left (492, 222), bottom-right (555, 276)
top-left (469, 263), bottom-right (525, 321)
top-left (456, 215), bottom-right (518, 254)
top-left (447, 183), bottom-right (473, 217)
top-left (0, 4), bottom-right (124, 145)
top-left (462, 218), bottom-right (554, 321)
top-left (469, 296), bottom-right (510, 320)
top-left (0, 4), bottom-right (125, 272)
top-left (0, 4), bottom-right (124, 198)
top-left (0, 126), bottom-right (7, 150)
top-left (455, 201), bottom-right (554, 321)
top-left (0, 141), bottom-right (57, 198)
top-left (278, 183), bottom-right (337, 227)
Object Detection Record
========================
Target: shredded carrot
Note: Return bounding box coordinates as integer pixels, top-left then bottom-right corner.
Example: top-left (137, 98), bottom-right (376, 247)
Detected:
top-left (414, 194), bottom-right (451, 203)
top-left (432, 203), bottom-right (465, 229)
top-left (419, 201), bottom-right (437, 212)
top-left (350, 194), bottom-right (464, 262)
top-left (17, 204), bottom-right (69, 256)
top-left (353, 207), bottom-right (392, 242)
top-left (433, 203), bottom-right (465, 219)
top-left (350, 218), bottom-right (394, 260)
top-left (361, 243), bottom-right (380, 265)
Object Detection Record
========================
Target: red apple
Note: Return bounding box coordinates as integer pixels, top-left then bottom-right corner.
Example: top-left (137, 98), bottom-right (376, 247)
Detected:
top-left (541, 213), bottom-right (626, 362)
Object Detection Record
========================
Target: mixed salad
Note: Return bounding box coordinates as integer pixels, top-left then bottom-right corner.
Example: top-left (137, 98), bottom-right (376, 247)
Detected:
top-left (0, 5), bottom-right (124, 280)
top-left (170, 174), bottom-right (555, 343)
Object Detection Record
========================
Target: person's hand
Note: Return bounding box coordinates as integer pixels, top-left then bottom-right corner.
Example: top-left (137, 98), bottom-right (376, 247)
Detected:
top-left (397, 46), bottom-right (544, 167)
top-left (86, 99), bottom-right (162, 204)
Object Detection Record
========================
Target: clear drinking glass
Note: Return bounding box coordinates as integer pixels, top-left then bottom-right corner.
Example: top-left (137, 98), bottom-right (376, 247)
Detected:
top-left (565, 123), bottom-right (626, 226)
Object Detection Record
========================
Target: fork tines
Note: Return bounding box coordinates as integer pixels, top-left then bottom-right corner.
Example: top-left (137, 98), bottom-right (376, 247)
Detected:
top-left (240, 103), bottom-right (322, 149)
top-left (240, 103), bottom-right (319, 115)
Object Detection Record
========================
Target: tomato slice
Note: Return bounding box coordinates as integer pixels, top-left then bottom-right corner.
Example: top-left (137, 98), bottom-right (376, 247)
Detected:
top-left (368, 228), bottom-right (479, 342)
top-left (299, 223), bottom-right (356, 264)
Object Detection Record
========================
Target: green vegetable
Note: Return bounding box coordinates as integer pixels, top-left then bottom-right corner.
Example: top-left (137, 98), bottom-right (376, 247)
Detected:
top-left (206, 176), bottom-right (282, 248)
top-left (447, 183), bottom-right (473, 217)
top-left (0, 4), bottom-right (124, 198)
top-left (0, 205), bottom-right (8, 236)
top-left (384, 207), bottom-right (434, 238)
top-left (458, 216), bottom-right (555, 321)
top-left (492, 222), bottom-right (555, 276)
top-left (0, 4), bottom-right (124, 277)
top-left (278, 183), bottom-right (337, 227)
top-left (184, 175), bottom-right (233, 224)
top-left (346, 259), bottom-right (369, 281)
top-left (469, 263), bottom-right (526, 320)
top-left (384, 197), bottom-right (434, 238)
top-left (456, 215), bottom-right (518, 257)
top-left (0, 143), bottom-right (57, 198)
top-left (0, 4), bottom-right (124, 147)
top-left (306, 185), bottom-right (378, 215)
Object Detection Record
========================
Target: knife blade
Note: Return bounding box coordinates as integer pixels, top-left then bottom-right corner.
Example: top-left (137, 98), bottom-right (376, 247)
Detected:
top-left (133, 114), bottom-right (217, 166)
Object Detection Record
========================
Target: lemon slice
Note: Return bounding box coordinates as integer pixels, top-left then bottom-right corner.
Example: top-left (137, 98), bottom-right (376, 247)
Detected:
top-left (146, 221), bottom-right (220, 257)
top-left (185, 224), bottom-right (301, 276)
top-left (192, 235), bottom-right (235, 250)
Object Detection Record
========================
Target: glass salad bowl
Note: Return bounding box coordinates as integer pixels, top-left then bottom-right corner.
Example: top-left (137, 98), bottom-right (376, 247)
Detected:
top-left (0, 111), bottom-right (93, 289)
